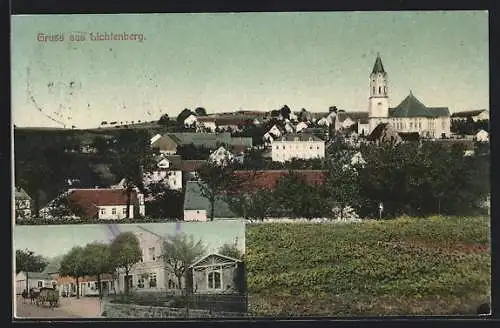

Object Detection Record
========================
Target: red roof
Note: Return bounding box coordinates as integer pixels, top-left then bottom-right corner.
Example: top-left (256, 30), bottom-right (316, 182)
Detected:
top-left (67, 189), bottom-right (139, 217)
top-left (234, 170), bottom-right (327, 192)
top-left (181, 160), bottom-right (207, 172)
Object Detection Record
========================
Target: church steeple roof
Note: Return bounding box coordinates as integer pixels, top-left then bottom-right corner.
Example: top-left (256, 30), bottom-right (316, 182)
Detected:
top-left (372, 53), bottom-right (386, 75)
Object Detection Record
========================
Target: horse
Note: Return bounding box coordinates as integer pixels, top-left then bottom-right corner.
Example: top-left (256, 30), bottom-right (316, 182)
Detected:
top-left (29, 288), bottom-right (40, 304)
top-left (21, 289), bottom-right (29, 303)
top-left (36, 287), bottom-right (59, 310)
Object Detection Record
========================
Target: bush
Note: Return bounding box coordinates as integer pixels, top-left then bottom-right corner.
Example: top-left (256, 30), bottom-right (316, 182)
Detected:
top-left (246, 216), bottom-right (491, 316)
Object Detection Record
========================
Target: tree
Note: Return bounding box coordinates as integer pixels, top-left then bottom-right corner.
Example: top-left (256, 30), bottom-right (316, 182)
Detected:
top-left (176, 143), bottom-right (211, 160)
top-left (109, 232), bottom-right (142, 295)
top-left (59, 246), bottom-right (87, 299)
top-left (161, 233), bottom-right (207, 291)
top-left (111, 129), bottom-right (156, 218)
top-left (176, 109), bottom-right (195, 127)
top-left (81, 243), bottom-right (113, 299)
top-left (226, 190), bottom-right (275, 221)
top-left (279, 105), bottom-right (291, 120)
top-left (145, 182), bottom-right (184, 219)
top-left (197, 161), bottom-right (241, 221)
top-left (218, 238), bottom-right (244, 260)
top-left (194, 107), bottom-right (207, 116)
top-left (158, 113), bottom-right (170, 125)
top-left (323, 160), bottom-right (361, 220)
top-left (16, 249), bottom-right (48, 274)
top-left (91, 136), bottom-right (110, 154)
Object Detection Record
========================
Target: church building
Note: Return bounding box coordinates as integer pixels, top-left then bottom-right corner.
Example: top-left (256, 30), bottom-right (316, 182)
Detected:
top-left (367, 54), bottom-right (451, 138)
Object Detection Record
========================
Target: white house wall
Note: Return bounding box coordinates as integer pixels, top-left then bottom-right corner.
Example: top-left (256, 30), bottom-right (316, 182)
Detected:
top-left (271, 140), bottom-right (325, 162)
top-left (98, 205), bottom-right (135, 220)
top-left (184, 210), bottom-right (208, 222)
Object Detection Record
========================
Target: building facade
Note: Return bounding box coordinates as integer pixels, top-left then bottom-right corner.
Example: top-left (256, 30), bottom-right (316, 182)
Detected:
top-left (15, 187), bottom-right (32, 220)
top-left (271, 134), bottom-right (325, 162)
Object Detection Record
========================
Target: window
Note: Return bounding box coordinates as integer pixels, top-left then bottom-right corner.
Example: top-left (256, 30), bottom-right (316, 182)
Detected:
top-left (378, 86), bottom-right (381, 94)
top-left (282, 146), bottom-right (285, 149)
top-left (38, 281), bottom-right (43, 288)
top-left (149, 273), bottom-right (157, 288)
top-left (100, 208), bottom-right (105, 215)
top-left (138, 277), bottom-right (145, 288)
top-left (148, 247), bottom-right (156, 261)
top-left (309, 146), bottom-right (313, 150)
top-left (208, 271), bottom-right (221, 289)
top-left (112, 208), bottom-right (116, 215)
top-left (168, 279), bottom-right (175, 289)
top-left (317, 146), bottom-right (320, 150)
top-left (409, 122), bottom-right (413, 129)
top-left (372, 87), bottom-right (375, 94)
top-left (419, 122), bottom-right (422, 129)
top-left (88, 282), bottom-right (91, 287)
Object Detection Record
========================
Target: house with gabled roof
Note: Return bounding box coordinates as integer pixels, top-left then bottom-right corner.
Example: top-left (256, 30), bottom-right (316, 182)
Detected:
top-left (15, 186), bottom-right (33, 220)
top-left (190, 253), bottom-right (244, 295)
top-left (15, 271), bottom-right (56, 294)
top-left (271, 133), bottom-right (325, 162)
top-left (41, 188), bottom-right (145, 220)
top-left (183, 181), bottom-right (240, 221)
top-left (143, 155), bottom-right (183, 192)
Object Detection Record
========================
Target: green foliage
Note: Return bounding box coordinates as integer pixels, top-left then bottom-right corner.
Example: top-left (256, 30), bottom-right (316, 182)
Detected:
top-left (59, 246), bottom-right (87, 299)
top-left (218, 239), bottom-right (244, 260)
top-left (246, 216), bottom-right (490, 316)
top-left (194, 107), bottom-right (207, 116)
top-left (197, 161), bottom-right (241, 221)
top-left (176, 143), bottom-right (212, 160)
top-left (81, 242), bottom-right (113, 299)
top-left (110, 231), bottom-right (142, 294)
top-left (16, 249), bottom-right (49, 274)
top-left (176, 109), bottom-right (195, 127)
top-left (161, 233), bottom-right (207, 290)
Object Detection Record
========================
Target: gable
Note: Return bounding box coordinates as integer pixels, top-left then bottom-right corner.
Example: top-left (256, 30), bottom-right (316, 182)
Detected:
top-left (190, 253), bottom-right (241, 268)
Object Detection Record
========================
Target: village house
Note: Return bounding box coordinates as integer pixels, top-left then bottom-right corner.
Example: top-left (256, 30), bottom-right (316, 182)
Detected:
top-left (271, 133), bottom-right (325, 162)
top-left (113, 228), bottom-right (184, 294)
top-left (451, 109), bottom-right (489, 122)
top-left (151, 134), bottom-right (179, 155)
top-left (208, 146), bottom-right (235, 166)
top-left (183, 181), bottom-right (240, 221)
top-left (183, 114), bottom-right (198, 128)
top-left (334, 111), bottom-right (370, 135)
top-left (295, 121), bottom-right (308, 133)
top-left (190, 253), bottom-right (243, 294)
top-left (41, 188), bottom-right (146, 220)
top-left (475, 129), bottom-right (489, 142)
top-left (196, 116), bottom-right (218, 132)
top-left (143, 155), bottom-right (183, 192)
top-left (15, 186), bottom-right (33, 220)
top-left (15, 271), bottom-right (56, 294)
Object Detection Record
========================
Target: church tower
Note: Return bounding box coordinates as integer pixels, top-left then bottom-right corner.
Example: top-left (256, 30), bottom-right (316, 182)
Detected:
top-left (368, 53), bottom-right (389, 133)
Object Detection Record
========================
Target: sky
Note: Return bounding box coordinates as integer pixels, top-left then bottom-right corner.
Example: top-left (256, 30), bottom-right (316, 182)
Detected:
top-left (11, 11), bottom-right (489, 129)
top-left (13, 221), bottom-right (245, 260)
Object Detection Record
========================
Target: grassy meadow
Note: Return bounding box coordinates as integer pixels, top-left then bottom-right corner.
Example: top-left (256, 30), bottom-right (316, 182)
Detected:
top-left (245, 216), bottom-right (490, 317)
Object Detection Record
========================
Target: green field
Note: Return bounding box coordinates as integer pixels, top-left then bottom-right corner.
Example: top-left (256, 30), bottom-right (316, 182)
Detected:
top-left (246, 216), bottom-right (491, 316)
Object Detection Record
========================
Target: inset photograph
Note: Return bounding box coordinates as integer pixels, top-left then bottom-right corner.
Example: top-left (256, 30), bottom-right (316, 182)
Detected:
top-left (245, 217), bottom-right (490, 317)
top-left (14, 222), bottom-right (247, 319)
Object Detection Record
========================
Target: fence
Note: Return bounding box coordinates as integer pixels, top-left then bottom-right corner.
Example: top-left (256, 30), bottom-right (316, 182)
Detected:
top-left (106, 291), bottom-right (248, 313)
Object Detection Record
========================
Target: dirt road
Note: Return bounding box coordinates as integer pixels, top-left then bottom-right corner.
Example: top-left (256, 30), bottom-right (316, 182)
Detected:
top-left (15, 295), bottom-right (104, 319)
